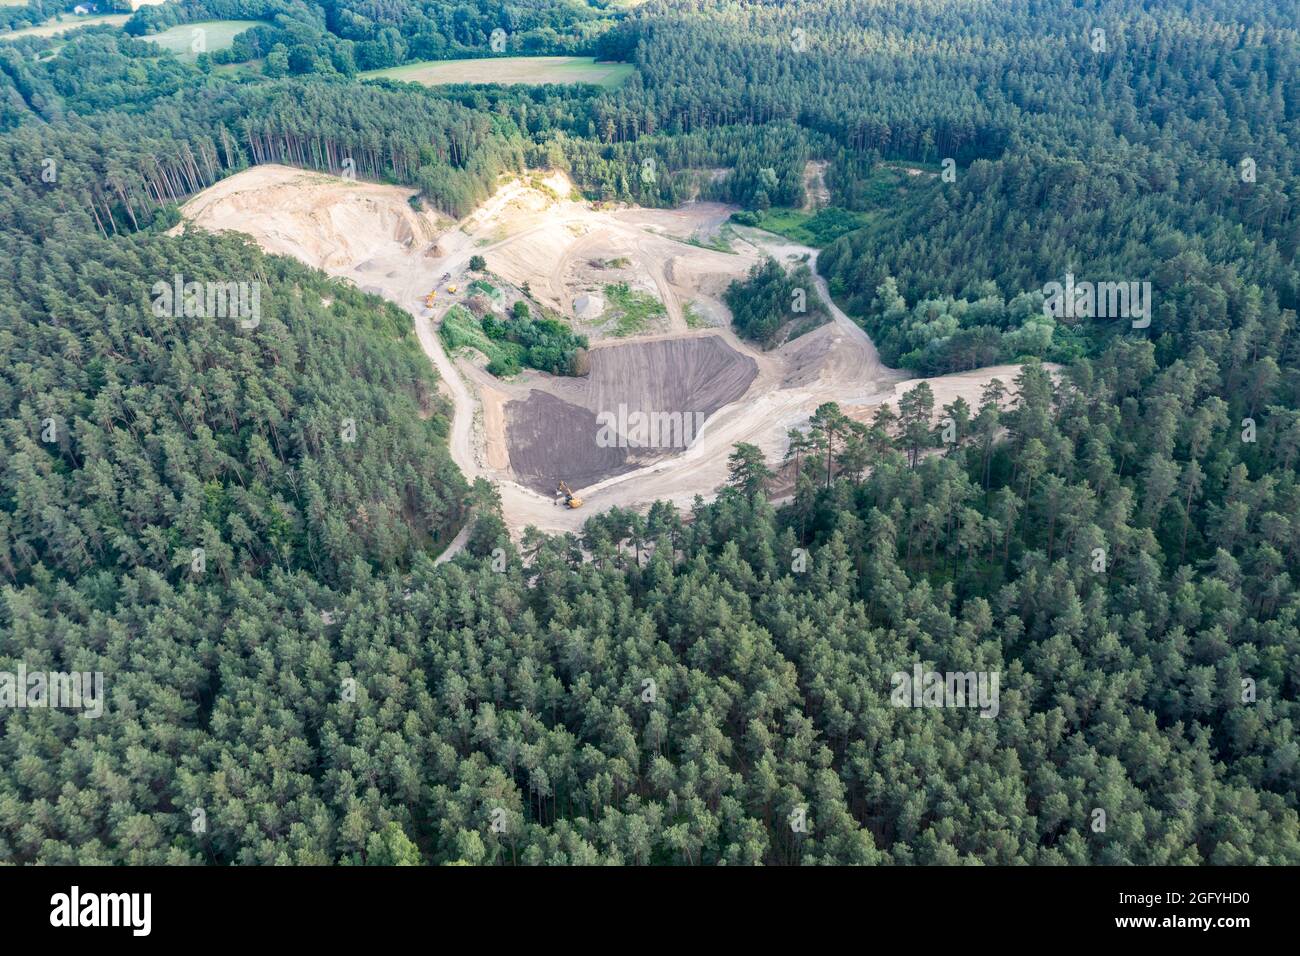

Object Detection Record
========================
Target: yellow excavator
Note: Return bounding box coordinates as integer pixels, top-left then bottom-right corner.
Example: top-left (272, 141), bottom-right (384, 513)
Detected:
top-left (557, 481), bottom-right (583, 509)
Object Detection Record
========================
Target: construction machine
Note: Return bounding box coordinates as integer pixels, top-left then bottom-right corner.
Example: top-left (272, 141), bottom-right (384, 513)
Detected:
top-left (557, 481), bottom-right (583, 509)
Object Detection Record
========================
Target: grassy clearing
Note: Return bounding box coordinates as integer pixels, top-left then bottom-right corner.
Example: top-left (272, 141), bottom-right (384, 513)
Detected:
top-left (603, 282), bottom-right (666, 337)
top-left (732, 207), bottom-right (870, 247)
top-left (213, 57), bottom-right (263, 77)
top-left (142, 19), bottom-right (259, 60)
top-left (2, 13), bottom-right (129, 40)
top-left (363, 56), bottom-right (633, 89)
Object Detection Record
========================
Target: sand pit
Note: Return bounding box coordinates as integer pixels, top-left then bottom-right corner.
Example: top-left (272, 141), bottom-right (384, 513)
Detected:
top-left (177, 166), bottom-right (448, 271)
top-left (505, 336), bottom-right (758, 493)
top-left (177, 164), bottom-right (1028, 541)
top-left (612, 202), bottom-right (735, 239)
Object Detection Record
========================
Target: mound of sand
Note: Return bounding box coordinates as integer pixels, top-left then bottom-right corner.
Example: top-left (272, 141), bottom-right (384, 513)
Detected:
top-left (779, 321), bottom-right (866, 388)
top-left (574, 292), bottom-right (604, 320)
top-left (466, 294), bottom-right (494, 317)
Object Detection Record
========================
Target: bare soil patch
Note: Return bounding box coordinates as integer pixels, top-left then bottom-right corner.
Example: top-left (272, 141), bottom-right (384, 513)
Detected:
top-left (505, 336), bottom-right (757, 493)
top-left (507, 392), bottom-right (635, 493)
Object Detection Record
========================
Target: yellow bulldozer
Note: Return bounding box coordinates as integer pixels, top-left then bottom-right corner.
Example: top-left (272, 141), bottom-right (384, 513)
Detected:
top-left (557, 481), bottom-right (583, 509)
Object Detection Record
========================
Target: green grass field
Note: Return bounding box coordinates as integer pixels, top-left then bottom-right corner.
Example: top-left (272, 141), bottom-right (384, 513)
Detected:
top-left (1, 13), bottom-right (129, 40)
top-left (735, 207), bottom-right (871, 247)
top-left (141, 20), bottom-right (259, 60)
top-left (363, 56), bottom-right (633, 89)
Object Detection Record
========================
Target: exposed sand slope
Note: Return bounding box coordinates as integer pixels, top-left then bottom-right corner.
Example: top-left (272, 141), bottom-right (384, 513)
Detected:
top-left (178, 166), bottom-right (448, 270)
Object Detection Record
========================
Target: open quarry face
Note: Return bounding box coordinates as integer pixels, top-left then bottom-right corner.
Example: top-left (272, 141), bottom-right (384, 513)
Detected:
top-left (177, 168), bottom-right (449, 272)
top-left (178, 164), bottom-right (1035, 536)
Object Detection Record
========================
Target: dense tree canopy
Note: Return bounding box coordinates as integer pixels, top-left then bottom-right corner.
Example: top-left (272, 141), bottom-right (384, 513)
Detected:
top-left (0, 0), bottom-right (1297, 865)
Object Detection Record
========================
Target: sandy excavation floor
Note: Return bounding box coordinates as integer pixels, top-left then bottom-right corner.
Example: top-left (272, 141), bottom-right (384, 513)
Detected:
top-left (179, 164), bottom-right (1037, 537)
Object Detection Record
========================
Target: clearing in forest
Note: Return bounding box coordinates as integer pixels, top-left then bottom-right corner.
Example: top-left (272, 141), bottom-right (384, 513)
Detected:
top-left (141, 20), bottom-right (261, 60)
top-left (1, 13), bottom-right (129, 40)
top-left (178, 165), bottom-right (1033, 535)
top-left (363, 56), bottom-right (633, 89)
